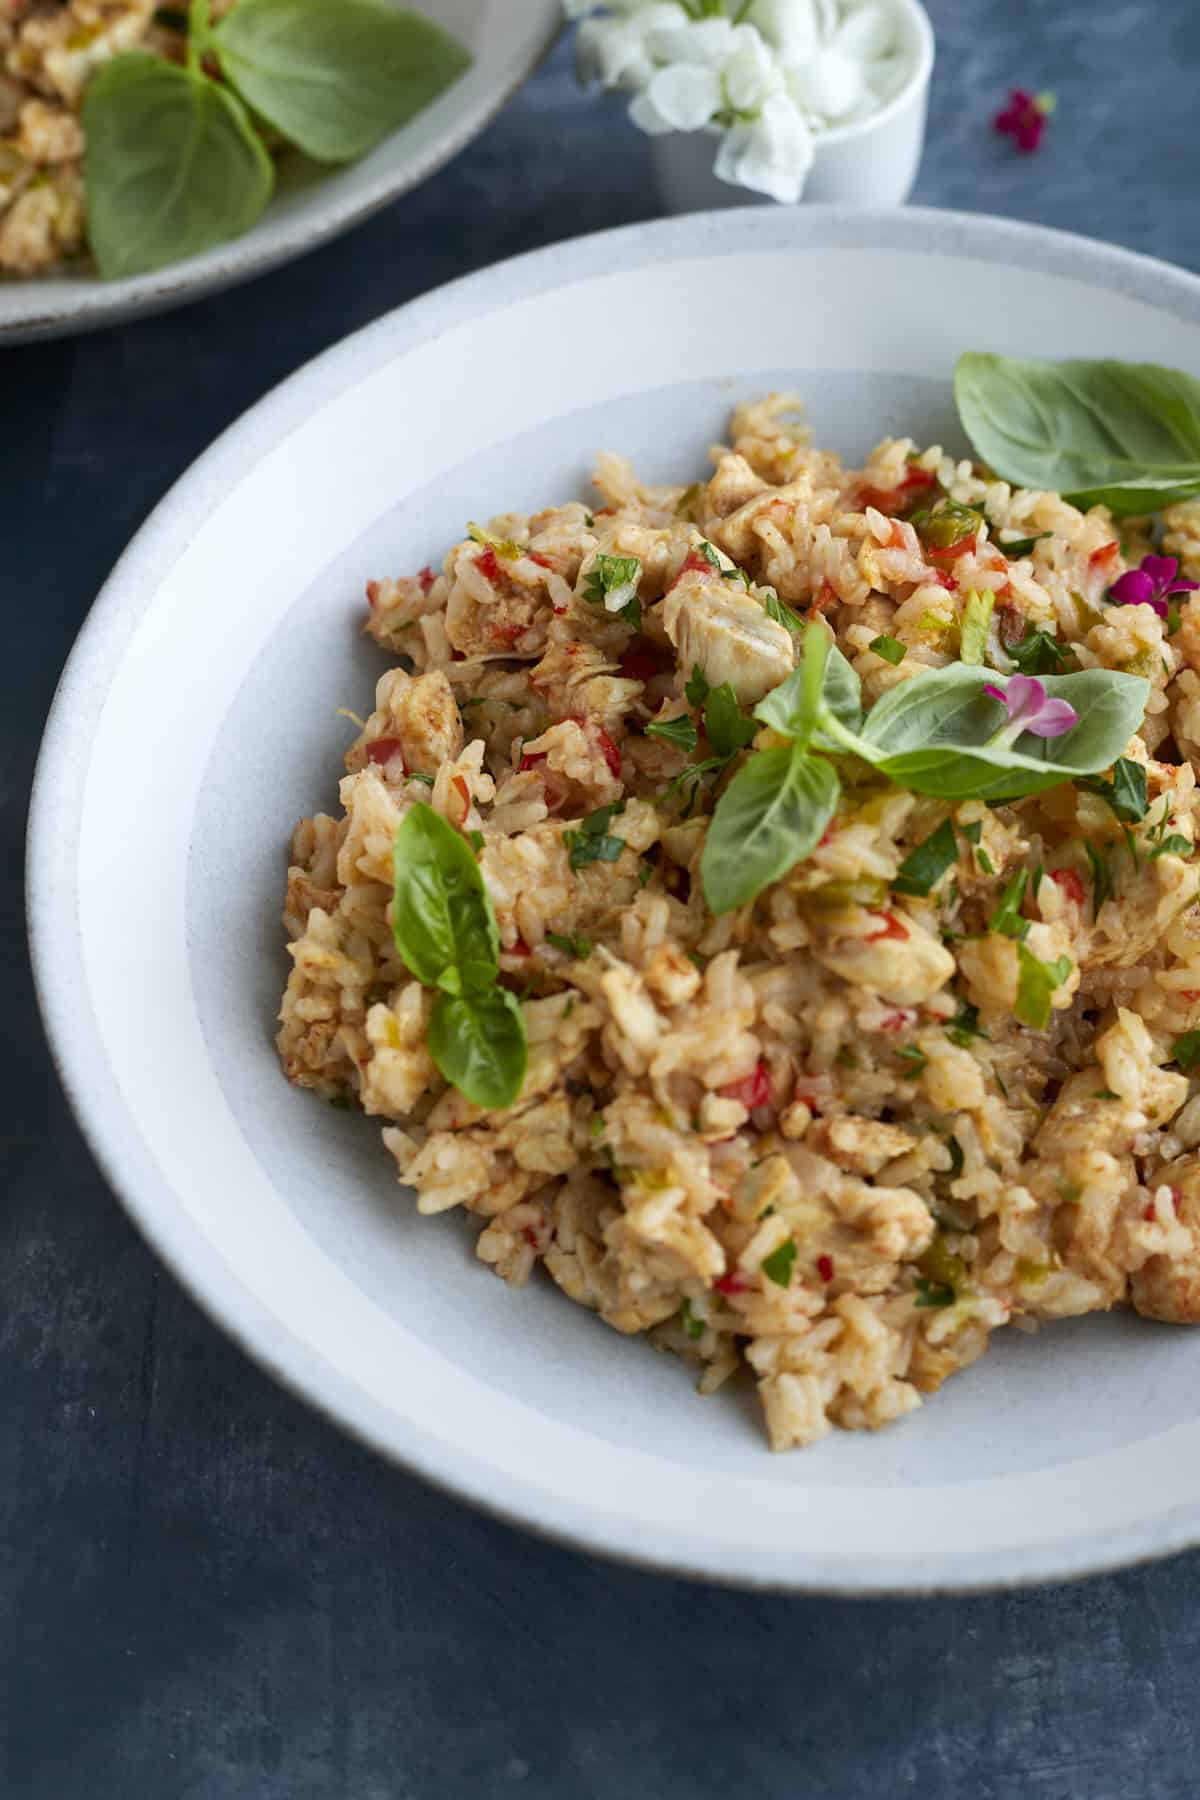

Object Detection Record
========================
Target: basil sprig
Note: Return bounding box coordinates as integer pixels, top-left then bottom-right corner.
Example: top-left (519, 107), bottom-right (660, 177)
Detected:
top-left (700, 624), bottom-right (1149, 915)
top-left (82, 0), bottom-right (469, 279)
top-left (955, 353), bottom-right (1200, 516)
top-left (391, 804), bottom-right (526, 1110)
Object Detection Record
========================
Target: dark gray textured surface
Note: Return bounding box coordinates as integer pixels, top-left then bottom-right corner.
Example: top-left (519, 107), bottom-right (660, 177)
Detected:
top-left (5, 3), bottom-right (1200, 1794)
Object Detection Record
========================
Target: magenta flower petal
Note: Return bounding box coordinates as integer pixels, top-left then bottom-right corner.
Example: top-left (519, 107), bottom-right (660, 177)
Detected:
top-left (1109, 567), bottom-right (1158, 609)
top-left (1005, 674), bottom-right (1045, 718)
top-left (1024, 696), bottom-right (1077, 738)
top-left (983, 683), bottom-right (1007, 703)
top-left (1141, 555), bottom-right (1180, 592)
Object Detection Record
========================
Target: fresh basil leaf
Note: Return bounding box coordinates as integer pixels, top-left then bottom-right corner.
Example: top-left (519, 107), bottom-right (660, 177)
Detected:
top-left (760, 1239), bottom-right (797, 1287)
top-left (700, 745), bottom-right (838, 915)
top-left (213, 0), bottom-right (470, 163)
top-left (83, 55), bottom-right (273, 279)
top-left (704, 683), bottom-right (757, 757)
top-left (646, 714), bottom-right (699, 753)
top-left (858, 663), bottom-right (1149, 801)
top-left (1077, 756), bottom-right (1148, 822)
top-left (759, 626), bottom-right (862, 751)
top-left (869, 635), bottom-right (906, 666)
top-left (955, 353), bottom-right (1200, 516)
top-left (989, 868), bottom-right (1030, 940)
top-left (1006, 627), bottom-right (1072, 676)
top-left (392, 802), bottom-right (498, 992)
top-left (1015, 944), bottom-right (1071, 1030)
top-left (893, 818), bottom-right (958, 897)
top-left (959, 589), bottom-right (994, 666)
top-left (428, 987), bottom-right (526, 1111)
top-left (813, 639), bottom-right (864, 747)
top-left (1173, 1031), bottom-right (1200, 1072)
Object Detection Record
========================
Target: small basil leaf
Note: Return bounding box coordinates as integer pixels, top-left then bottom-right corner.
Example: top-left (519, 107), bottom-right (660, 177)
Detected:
top-left (1006, 627), bottom-right (1072, 676)
top-left (1077, 756), bottom-right (1148, 823)
top-left (955, 353), bottom-right (1200, 517)
top-left (700, 745), bottom-right (838, 915)
top-left (83, 55), bottom-right (274, 280)
top-left (704, 683), bottom-right (757, 757)
top-left (392, 802), bottom-right (498, 991)
top-left (685, 664), bottom-right (710, 708)
top-left (213, 0), bottom-right (470, 163)
top-left (859, 662), bottom-right (1149, 801)
top-left (428, 988), bottom-right (527, 1111)
top-left (892, 818), bottom-right (958, 897)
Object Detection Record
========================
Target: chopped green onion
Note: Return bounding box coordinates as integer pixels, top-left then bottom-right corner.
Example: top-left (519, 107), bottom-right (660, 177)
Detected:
top-left (893, 818), bottom-right (958, 898)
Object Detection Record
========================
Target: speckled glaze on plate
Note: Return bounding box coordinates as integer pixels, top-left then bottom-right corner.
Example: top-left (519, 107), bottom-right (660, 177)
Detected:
top-left (28, 207), bottom-right (1200, 1592)
top-left (0, 0), bottom-right (560, 345)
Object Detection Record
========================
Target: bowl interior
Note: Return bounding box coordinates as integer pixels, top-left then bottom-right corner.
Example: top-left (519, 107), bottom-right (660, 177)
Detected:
top-left (32, 208), bottom-right (1200, 1590)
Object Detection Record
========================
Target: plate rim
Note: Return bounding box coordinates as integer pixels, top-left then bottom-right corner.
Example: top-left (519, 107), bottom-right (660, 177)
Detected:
top-left (0, 1), bottom-right (561, 346)
top-left (28, 202), bottom-right (1200, 1594)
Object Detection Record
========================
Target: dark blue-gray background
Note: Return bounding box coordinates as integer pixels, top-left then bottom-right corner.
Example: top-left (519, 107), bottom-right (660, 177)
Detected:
top-left (5, 4), bottom-right (1199, 1795)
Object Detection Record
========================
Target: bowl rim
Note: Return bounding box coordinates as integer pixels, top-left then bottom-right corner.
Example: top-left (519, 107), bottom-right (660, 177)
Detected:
top-left (27, 202), bottom-right (1200, 1595)
top-left (0, 1), bottom-right (562, 346)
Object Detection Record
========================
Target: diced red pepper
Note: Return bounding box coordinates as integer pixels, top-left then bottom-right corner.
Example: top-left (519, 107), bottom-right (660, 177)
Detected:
top-left (528, 551), bottom-right (554, 570)
top-left (1143, 1202), bottom-right (1156, 1221)
top-left (594, 506), bottom-right (615, 518)
top-left (476, 547), bottom-right (504, 585)
top-left (1173, 1188), bottom-right (1183, 1215)
top-left (510, 939), bottom-right (532, 958)
top-left (1051, 868), bottom-right (1086, 906)
top-left (417, 565), bottom-right (437, 594)
top-left (519, 750), bottom-right (547, 773)
top-left (859, 466), bottom-right (940, 516)
top-left (453, 775), bottom-right (470, 809)
top-left (366, 579), bottom-right (380, 610)
top-left (817, 823), bottom-right (837, 848)
top-left (865, 912), bottom-right (909, 942)
top-left (366, 737), bottom-right (405, 768)
top-left (879, 1010), bottom-right (914, 1033)
top-left (812, 579), bottom-right (838, 613)
top-left (817, 1255), bottom-right (835, 1283)
top-left (1181, 990), bottom-right (1200, 1002)
top-left (1089, 542), bottom-right (1121, 570)
top-left (673, 547), bottom-right (718, 587)
top-left (720, 1060), bottom-right (771, 1110)
top-left (930, 568), bottom-right (959, 592)
top-left (714, 1270), bottom-right (751, 1296)
top-left (595, 727), bottom-right (622, 781)
top-left (927, 533), bottom-right (977, 563)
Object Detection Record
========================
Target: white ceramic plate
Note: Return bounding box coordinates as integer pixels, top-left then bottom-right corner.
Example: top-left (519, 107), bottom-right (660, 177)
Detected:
top-left (0, 1), bottom-right (559, 345)
top-left (30, 207), bottom-right (1200, 1593)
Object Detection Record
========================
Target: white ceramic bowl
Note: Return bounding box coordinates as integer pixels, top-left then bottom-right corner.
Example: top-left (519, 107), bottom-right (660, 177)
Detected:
top-left (651, 0), bottom-right (934, 213)
top-left (0, 0), bottom-right (560, 346)
top-left (29, 206), bottom-right (1200, 1594)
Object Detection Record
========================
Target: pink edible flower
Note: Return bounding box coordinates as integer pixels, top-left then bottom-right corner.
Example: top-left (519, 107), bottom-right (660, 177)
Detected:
top-left (994, 88), bottom-right (1055, 153)
top-left (1108, 553), bottom-right (1199, 618)
top-left (983, 673), bottom-right (1077, 738)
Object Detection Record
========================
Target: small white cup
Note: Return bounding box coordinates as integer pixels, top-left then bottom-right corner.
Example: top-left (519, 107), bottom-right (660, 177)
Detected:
top-left (650, 0), bottom-right (934, 214)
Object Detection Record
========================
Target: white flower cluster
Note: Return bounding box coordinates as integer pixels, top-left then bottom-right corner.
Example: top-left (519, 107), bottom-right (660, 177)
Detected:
top-left (565, 0), bottom-right (911, 203)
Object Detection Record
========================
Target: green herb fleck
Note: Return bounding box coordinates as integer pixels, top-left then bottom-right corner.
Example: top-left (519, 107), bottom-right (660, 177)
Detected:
top-left (685, 664), bottom-right (710, 708)
top-left (869, 635), bottom-right (906, 666)
top-left (764, 591), bottom-right (806, 633)
top-left (761, 1239), bottom-right (798, 1288)
top-left (896, 1046), bottom-right (929, 1077)
top-left (990, 868), bottom-right (1030, 939)
top-left (582, 553), bottom-right (642, 629)
top-left (914, 1276), bottom-right (955, 1308)
top-left (1077, 756), bottom-right (1148, 823)
top-left (680, 1299), bottom-right (705, 1341)
top-left (1015, 944), bottom-right (1071, 1030)
top-left (1006, 626), bottom-right (1071, 677)
top-left (893, 818), bottom-right (958, 898)
top-left (1172, 1032), bottom-right (1200, 1072)
top-left (704, 683), bottom-right (757, 758)
top-left (646, 714), bottom-right (699, 753)
top-left (546, 931), bottom-right (593, 960)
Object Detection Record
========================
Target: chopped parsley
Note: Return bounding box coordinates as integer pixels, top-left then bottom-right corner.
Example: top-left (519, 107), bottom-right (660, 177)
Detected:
top-left (582, 553), bottom-right (642, 629)
top-left (989, 868), bottom-right (1030, 940)
top-left (704, 683), bottom-right (757, 757)
top-left (407, 771), bottom-right (435, 786)
top-left (466, 829), bottom-right (485, 853)
top-left (914, 1276), bottom-right (955, 1309)
top-left (564, 801), bottom-right (627, 871)
top-left (893, 818), bottom-right (958, 898)
top-left (1015, 944), bottom-right (1071, 1030)
top-left (998, 531), bottom-right (1052, 560)
top-left (328, 1094), bottom-right (353, 1110)
top-left (1084, 842), bottom-right (1110, 917)
top-left (546, 931), bottom-right (593, 960)
top-left (1172, 1032), bottom-right (1200, 1072)
top-left (685, 663), bottom-right (710, 708)
top-left (764, 591), bottom-right (806, 633)
top-left (946, 997), bottom-right (986, 1047)
top-left (960, 821), bottom-right (983, 845)
top-left (679, 1299), bottom-right (705, 1340)
top-left (869, 635), bottom-right (906, 666)
top-left (645, 714), bottom-right (700, 753)
top-left (761, 1239), bottom-right (798, 1288)
top-left (1149, 834), bottom-right (1193, 860)
top-left (1077, 756), bottom-right (1148, 824)
top-left (1006, 626), bottom-right (1072, 676)
top-left (896, 1046), bottom-right (929, 1077)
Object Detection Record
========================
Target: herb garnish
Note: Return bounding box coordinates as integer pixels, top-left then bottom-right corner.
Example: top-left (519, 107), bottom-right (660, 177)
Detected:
top-left (893, 818), bottom-right (958, 898)
top-left (1015, 945), bottom-right (1072, 1030)
top-left (391, 803), bottom-right (526, 1109)
top-left (1172, 1032), bottom-right (1200, 1072)
top-left (582, 554), bottom-right (642, 628)
top-left (564, 802), bottom-right (628, 871)
top-left (761, 1240), bottom-right (797, 1288)
top-left (1077, 757), bottom-right (1148, 823)
top-left (869, 635), bottom-right (906, 666)
top-left (646, 714), bottom-right (700, 753)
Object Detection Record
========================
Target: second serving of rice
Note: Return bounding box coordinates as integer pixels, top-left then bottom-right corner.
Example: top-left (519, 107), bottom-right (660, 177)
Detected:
top-left (277, 393), bottom-right (1200, 1452)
